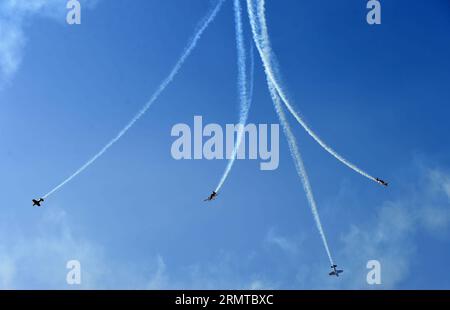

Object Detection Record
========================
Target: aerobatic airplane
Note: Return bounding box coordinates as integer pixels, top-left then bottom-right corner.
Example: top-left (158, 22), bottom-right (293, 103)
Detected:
top-left (32, 198), bottom-right (44, 207)
top-left (204, 191), bottom-right (218, 202)
top-left (376, 178), bottom-right (388, 187)
top-left (329, 265), bottom-right (344, 277)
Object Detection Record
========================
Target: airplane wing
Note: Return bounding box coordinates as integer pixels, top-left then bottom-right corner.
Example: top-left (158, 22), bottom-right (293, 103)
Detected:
top-left (329, 272), bottom-right (336, 276)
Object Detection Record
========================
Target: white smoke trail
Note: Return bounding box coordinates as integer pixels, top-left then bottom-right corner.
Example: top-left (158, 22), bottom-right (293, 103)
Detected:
top-left (215, 0), bottom-right (254, 193)
top-left (246, 0), bottom-right (379, 184)
top-left (42, 0), bottom-right (225, 199)
top-left (267, 77), bottom-right (334, 266)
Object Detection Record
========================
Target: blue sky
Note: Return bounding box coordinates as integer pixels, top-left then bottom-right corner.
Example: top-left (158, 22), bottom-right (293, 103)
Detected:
top-left (1, 0), bottom-right (450, 289)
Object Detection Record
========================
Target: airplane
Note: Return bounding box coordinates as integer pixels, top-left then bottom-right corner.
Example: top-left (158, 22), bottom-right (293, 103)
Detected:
top-left (32, 198), bottom-right (44, 207)
top-left (329, 265), bottom-right (343, 277)
top-left (204, 191), bottom-right (218, 202)
top-left (376, 178), bottom-right (388, 187)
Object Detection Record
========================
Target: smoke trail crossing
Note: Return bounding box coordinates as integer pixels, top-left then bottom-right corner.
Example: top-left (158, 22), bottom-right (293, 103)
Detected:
top-left (246, 0), bottom-right (379, 184)
top-left (42, 0), bottom-right (226, 199)
top-left (267, 77), bottom-right (334, 266)
top-left (215, 0), bottom-right (255, 193)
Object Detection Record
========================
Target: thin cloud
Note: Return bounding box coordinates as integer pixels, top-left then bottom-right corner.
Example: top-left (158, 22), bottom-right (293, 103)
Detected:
top-left (0, 208), bottom-right (106, 289)
top-left (146, 255), bottom-right (169, 289)
top-left (266, 228), bottom-right (301, 255)
top-left (308, 166), bottom-right (450, 289)
top-left (138, 166), bottom-right (450, 290)
top-left (0, 18), bottom-right (24, 85)
top-left (0, 0), bottom-right (98, 87)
